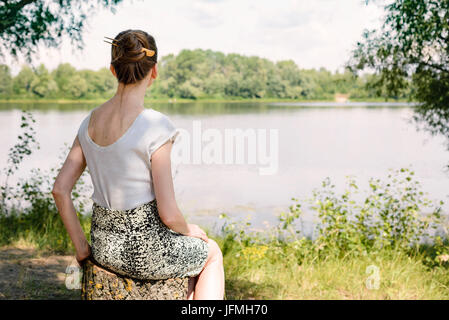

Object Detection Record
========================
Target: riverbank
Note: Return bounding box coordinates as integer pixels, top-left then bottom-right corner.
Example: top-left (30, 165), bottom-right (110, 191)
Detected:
top-left (1, 240), bottom-right (448, 300)
top-left (0, 97), bottom-right (411, 105)
top-left (1, 167), bottom-right (448, 299)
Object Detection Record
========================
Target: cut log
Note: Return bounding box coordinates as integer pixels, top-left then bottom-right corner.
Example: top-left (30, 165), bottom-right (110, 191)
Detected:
top-left (81, 259), bottom-right (189, 300)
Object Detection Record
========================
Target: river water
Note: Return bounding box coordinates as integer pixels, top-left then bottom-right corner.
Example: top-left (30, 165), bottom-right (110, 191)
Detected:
top-left (1, 102), bottom-right (448, 235)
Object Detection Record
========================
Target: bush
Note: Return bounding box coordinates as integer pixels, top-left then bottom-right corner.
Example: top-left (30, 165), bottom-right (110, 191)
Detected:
top-left (218, 167), bottom-right (447, 266)
top-left (0, 110), bottom-right (91, 253)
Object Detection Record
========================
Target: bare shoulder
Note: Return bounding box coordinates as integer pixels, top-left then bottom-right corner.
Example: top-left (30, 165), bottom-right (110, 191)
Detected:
top-left (90, 101), bottom-right (110, 118)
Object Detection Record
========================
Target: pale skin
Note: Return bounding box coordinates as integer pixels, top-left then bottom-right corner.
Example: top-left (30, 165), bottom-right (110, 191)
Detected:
top-left (52, 62), bottom-right (225, 300)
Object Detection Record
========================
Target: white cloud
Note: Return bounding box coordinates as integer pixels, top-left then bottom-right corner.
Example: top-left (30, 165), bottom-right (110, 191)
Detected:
top-left (3, 0), bottom-right (384, 75)
top-left (182, 0), bottom-right (226, 28)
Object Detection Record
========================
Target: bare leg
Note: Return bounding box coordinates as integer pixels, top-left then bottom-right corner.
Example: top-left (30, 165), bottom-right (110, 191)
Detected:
top-left (193, 238), bottom-right (225, 300)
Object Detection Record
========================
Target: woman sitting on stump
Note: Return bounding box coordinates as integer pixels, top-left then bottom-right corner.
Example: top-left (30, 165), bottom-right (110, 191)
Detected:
top-left (51, 29), bottom-right (225, 300)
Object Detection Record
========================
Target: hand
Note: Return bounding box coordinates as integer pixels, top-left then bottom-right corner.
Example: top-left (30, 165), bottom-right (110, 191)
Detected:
top-left (185, 224), bottom-right (209, 242)
top-left (76, 244), bottom-right (91, 266)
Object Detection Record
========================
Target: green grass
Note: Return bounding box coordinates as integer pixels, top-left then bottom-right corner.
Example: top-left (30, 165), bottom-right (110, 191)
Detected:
top-left (1, 167), bottom-right (447, 299)
top-left (217, 238), bottom-right (449, 299)
top-left (0, 205), bottom-right (91, 255)
top-left (2, 220), bottom-right (447, 300)
top-left (0, 209), bottom-right (448, 299)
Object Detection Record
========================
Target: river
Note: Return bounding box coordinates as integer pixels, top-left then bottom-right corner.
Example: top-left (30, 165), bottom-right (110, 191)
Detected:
top-left (1, 102), bottom-right (448, 235)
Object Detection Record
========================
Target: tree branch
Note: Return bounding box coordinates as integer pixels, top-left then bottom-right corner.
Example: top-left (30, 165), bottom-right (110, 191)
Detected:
top-left (0, 0), bottom-right (37, 33)
top-left (419, 60), bottom-right (449, 74)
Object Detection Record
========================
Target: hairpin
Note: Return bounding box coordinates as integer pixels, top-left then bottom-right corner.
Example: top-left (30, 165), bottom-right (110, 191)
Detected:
top-left (141, 47), bottom-right (155, 57)
top-left (104, 36), bottom-right (155, 57)
top-left (104, 36), bottom-right (119, 47)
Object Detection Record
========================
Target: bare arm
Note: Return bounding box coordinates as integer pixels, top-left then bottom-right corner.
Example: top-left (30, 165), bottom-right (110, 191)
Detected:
top-left (52, 136), bottom-right (90, 263)
top-left (151, 140), bottom-right (208, 242)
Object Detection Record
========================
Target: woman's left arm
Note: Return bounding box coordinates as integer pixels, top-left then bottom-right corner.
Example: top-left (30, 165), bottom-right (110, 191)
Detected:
top-left (52, 135), bottom-right (90, 264)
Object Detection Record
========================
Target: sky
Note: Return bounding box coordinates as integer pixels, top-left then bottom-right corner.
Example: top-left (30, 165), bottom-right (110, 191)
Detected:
top-left (5, 0), bottom-right (386, 76)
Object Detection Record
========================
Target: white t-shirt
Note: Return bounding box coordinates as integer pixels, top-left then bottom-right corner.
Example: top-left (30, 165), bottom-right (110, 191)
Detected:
top-left (77, 107), bottom-right (179, 211)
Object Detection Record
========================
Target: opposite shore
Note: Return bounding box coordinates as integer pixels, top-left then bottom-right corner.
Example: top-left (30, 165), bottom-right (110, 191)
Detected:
top-left (0, 97), bottom-right (413, 105)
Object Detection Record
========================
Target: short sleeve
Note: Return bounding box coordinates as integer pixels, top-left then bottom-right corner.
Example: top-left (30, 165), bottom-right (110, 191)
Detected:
top-left (76, 113), bottom-right (89, 147)
top-left (77, 109), bottom-right (94, 142)
top-left (148, 114), bottom-right (179, 156)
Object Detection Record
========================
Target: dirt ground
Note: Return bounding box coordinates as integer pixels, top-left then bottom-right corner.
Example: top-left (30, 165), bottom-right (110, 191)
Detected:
top-left (0, 246), bottom-right (81, 299)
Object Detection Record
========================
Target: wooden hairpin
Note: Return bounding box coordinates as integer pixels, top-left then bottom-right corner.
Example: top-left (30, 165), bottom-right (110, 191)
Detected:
top-left (141, 47), bottom-right (155, 57)
top-left (104, 36), bottom-right (119, 47)
top-left (104, 36), bottom-right (155, 57)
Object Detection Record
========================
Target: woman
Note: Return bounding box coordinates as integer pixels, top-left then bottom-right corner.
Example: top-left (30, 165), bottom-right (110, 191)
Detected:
top-left (51, 29), bottom-right (225, 300)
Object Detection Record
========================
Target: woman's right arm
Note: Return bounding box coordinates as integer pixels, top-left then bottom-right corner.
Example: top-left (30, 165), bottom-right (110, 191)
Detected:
top-left (151, 140), bottom-right (208, 242)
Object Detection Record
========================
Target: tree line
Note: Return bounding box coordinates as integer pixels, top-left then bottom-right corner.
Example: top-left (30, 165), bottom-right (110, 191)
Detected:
top-left (0, 48), bottom-right (408, 101)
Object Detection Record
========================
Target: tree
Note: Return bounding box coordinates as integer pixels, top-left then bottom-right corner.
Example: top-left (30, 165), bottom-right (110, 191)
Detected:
top-left (8, 49), bottom-right (405, 101)
top-left (95, 68), bottom-right (116, 95)
top-left (67, 74), bottom-right (88, 98)
top-left (276, 60), bottom-right (302, 87)
top-left (30, 64), bottom-right (57, 97)
top-left (349, 0), bottom-right (449, 144)
top-left (13, 65), bottom-right (37, 95)
top-left (0, 65), bottom-right (13, 97)
top-left (0, 0), bottom-right (124, 62)
top-left (178, 81), bottom-right (202, 99)
top-left (52, 63), bottom-right (77, 95)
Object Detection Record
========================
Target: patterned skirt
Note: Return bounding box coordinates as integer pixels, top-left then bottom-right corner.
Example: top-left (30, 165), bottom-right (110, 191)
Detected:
top-left (90, 199), bottom-right (209, 280)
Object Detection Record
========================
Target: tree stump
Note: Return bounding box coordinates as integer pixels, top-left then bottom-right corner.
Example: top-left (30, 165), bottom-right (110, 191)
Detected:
top-left (81, 259), bottom-right (189, 300)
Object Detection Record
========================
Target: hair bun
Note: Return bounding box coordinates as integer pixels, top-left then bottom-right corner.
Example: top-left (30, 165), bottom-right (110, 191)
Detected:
top-left (109, 29), bottom-right (158, 84)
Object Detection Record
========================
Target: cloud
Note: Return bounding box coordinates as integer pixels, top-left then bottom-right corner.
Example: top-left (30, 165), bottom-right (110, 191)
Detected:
top-left (184, 1), bottom-right (225, 28)
top-left (4, 0), bottom-right (384, 75)
top-left (245, 0), bottom-right (384, 69)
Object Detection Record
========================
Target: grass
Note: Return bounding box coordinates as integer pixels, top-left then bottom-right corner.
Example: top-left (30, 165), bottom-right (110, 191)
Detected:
top-left (0, 208), bottom-right (448, 300)
top-left (1, 230), bottom-right (447, 300)
top-left (0, 168), bottom-right (448, 299)
top-left (0, 204), bottom-right (91, 255)
top-left (218, 239), bottom-right (449, 299)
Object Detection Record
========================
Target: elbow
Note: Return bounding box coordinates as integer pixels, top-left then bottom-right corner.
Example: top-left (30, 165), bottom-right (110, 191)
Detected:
top-left (51, 182), bottom-right (68, 198)
top-left (51, 186), bottom-right (62, 199)
top-left (159, 212), bottom-right (174, 226)
top-left (158, 203), bottom-right (180, 226)
top-left (160, 216), bottom-right (172, 227)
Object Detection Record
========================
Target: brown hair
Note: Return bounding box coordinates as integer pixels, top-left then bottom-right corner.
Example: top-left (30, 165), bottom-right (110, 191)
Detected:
top-left (109, 29), bottom-right (158, 85)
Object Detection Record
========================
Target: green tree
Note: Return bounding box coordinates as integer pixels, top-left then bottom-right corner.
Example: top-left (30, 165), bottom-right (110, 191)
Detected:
top-left (30, 64), bottom-right (57, 97)
top-left (12, 65), bottom-right (37, 96)
top-left (90, 68), bottom-right (116, 97)
top-left (349, 0), bottom-right (449, 142)
top-left (52, 63), bottom-right (77, 95)
top-left (178, 80), bottom-right (202, 99)
top-left (266, 74), bottom-right (287, 98)
top-left (67, 74), bottom-right (88, 98)
top-left (0, 0), bottom-right (125, 61)
top-left (0, 65), bottom-right (13, 97)
top-left (203, 73), bottom-right (226, 98)
top-left (7, 49), bottom-right (403, 101)
top-left (277, 60), bottom-right (302, 87)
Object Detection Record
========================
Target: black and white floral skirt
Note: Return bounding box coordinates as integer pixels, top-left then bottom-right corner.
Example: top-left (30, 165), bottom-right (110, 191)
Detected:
top-left (90, 199), bottom-right (209, 280)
